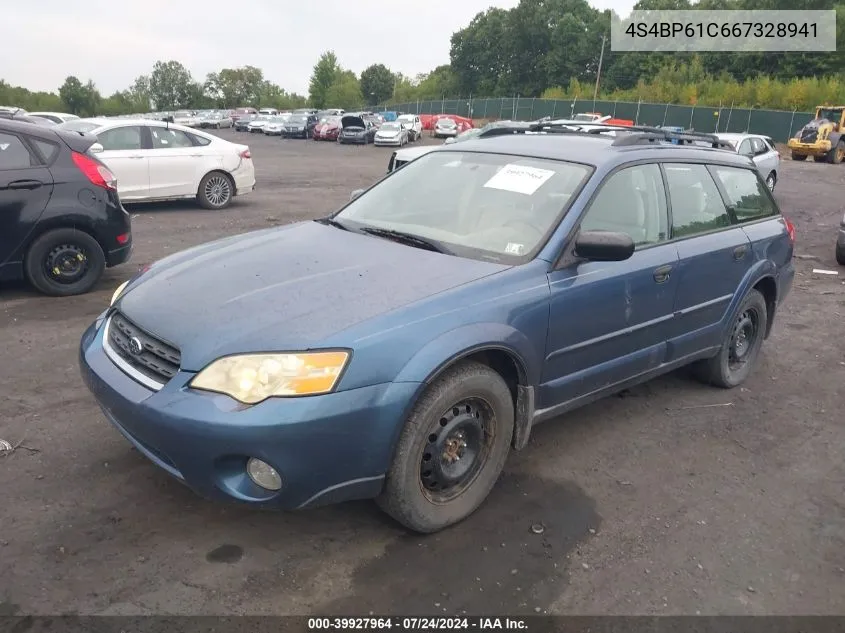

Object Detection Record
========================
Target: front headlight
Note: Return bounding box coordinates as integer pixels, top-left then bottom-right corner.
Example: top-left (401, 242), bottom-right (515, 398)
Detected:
top-left (190, 351), bottom-right (350, 404)
top-left (110, 280), bottom-right (129, 306)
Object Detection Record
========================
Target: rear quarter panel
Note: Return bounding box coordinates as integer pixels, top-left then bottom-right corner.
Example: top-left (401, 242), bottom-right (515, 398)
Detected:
top-left (741, 216), bottom-right (795, 306)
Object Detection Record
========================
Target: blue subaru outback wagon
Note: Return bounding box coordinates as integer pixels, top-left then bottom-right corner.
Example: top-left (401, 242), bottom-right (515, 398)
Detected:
top-left (79, 125), bottom-right (795, 533)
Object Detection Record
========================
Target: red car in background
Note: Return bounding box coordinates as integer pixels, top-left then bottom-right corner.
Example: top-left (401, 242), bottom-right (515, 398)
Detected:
top-left (313, 115), bottom-right (343, 141)
top-left (429, 114), bottom-right (474, 134)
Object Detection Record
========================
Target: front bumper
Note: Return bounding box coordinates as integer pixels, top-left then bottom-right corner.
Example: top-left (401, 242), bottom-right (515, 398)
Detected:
top-left (79, 318), bottom-right (419, 510)
top-left (282, 129), bottom-right (307, 138)
top-left (374, 137), bottom-right (402, 146)
top-left (339, 136), bottom-right (367, 144)
top-left (787, 139), bottom-right (830, 154)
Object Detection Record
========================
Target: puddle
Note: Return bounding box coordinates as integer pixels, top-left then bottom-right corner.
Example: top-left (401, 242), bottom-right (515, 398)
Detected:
top-left (320, 473), bottom-right (599, 615)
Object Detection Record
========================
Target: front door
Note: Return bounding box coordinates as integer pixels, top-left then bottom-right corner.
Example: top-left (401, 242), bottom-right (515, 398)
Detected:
top-left (542, 163), bottom-right (679, 409)
top-left (0, 130), bottom-right (54, 269)
top-left (96, 125), bottom-right (150, 201)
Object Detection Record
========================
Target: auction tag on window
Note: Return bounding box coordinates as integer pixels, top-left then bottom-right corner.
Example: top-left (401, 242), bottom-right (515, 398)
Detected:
top-left (484, 164), bottom-right (555, 195)
top-left (505, 242), bottom-right (526, 255)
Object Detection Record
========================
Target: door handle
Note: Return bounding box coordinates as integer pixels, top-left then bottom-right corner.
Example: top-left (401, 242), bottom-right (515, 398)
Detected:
top-left (128, 155), bottom-right (144, 160)
top-left (7, 179), bottom-right (43, 190)
top-left (190, 154), bottom-right (202, 158)
top-left (733, 245), bottom-right (748, 260)
top-left (653, 264), bottom-right (673, 283)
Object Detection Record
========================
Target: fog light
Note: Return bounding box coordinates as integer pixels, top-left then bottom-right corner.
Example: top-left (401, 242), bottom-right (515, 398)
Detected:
top-left (246, 458), bottom-right (282, 491)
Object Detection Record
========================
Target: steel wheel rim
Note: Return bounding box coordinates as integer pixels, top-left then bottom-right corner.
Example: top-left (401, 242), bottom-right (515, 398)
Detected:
top-left (204, 175), bottom-right (231, 207)
top-left (728, 307), bottom-right (760, 371)
top-left (45, 243), bottom-right (89, 284)
top-left (419, 398), bottom-right (495, 504)
top-left (766, 175), bottom-right (775, 190)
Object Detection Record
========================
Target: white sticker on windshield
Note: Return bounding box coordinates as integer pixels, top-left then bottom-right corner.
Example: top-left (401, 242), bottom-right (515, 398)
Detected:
top-left (483, 164), bottom-right (555, 195)
top-left (0, 144), bottom-right (8, 151)
top-left (505, 242), bottom-right (525, 255)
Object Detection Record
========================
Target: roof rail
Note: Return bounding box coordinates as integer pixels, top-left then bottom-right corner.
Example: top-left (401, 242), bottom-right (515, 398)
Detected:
top-left (609, 128), bottom-right (733, 149)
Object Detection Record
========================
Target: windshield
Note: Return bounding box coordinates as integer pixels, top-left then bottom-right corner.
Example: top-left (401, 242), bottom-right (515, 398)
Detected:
top-left (268, 116), bottom-right (285, 123)
top-left (380, 123), bottom-right (401, 131)
top-left (335, 151), bottom-right (591, 263)
top-left (818, 108), bottom-right (843, 121)
top-left (253, 116), bottom-right (270, 122)
top-left (290, 116), bottom-right (307, 123)
top-left (320, 116), bottom-right (340, 124)
top-left (60, 120), bottom-right (101, 133)
top-left (437, 118), bottom-right (457, 127)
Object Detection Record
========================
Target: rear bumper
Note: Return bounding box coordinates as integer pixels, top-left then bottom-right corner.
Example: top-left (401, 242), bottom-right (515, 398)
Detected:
top-left (339, 137), bottom-right (367, 144)
top-left (106, 244), bottom-right (132, 268)
top-left (232, 165), bottom-right (255, 197)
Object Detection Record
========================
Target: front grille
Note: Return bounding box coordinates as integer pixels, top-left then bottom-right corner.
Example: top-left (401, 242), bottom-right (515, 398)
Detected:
top-left (106, 311), bottom-right (181, 387)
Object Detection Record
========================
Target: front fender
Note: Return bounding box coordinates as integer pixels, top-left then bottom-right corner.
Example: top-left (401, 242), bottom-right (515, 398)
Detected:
top-left (394, 322), bottom-right (543, 387)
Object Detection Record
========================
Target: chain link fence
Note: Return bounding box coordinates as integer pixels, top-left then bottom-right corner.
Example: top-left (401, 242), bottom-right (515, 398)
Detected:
top-left (377, 97), bottom-right (815, 142)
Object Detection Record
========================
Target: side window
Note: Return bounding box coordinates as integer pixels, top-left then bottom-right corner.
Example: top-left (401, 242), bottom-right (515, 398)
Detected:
top-left (186, 132), bottom-right (210, 146)
top-left (0, 133), bottom-right (37, 169)
top-left (664, 164), bottom-right (732, 238)
top-left (150, 127), bottom-right (194, 149)
top-left (580, 163), bottom-right (669, 247)
top-left (31, 138), bottom-right (59, 163)
top-left (711, 166), bottom-right (777, 223)
top-left (750, 138), bottom-right (767, 155)
top-left (737, 139), bottom-right (753, 155)
top-left (98, 126), bottom-right (143, 151)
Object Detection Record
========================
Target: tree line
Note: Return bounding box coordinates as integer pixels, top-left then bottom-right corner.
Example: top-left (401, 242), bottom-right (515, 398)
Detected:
top-left (2, 0), bottom-right (844, 117)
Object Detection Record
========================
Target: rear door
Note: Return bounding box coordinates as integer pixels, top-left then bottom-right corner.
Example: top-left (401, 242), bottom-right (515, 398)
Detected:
top-left (750, 137), bottom-right (779, 181)
top-left (0, 130), bottom-right (54, 267)
top-left (95, 125), bottom-right (149, 200)
top-left (663, 163), bottom-right (753, 360)
top-left (147, 126), bottom-right (215, 199)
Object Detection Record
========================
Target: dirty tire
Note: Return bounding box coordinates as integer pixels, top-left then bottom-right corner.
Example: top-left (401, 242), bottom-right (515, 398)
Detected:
top-left (814, 155), bottom-right (827, 163)
top-left (197, 171), bottom-right (234, 210)
top-left (377, 361), bottom-right (514, 533)
top-left (791, 152), bottom-right (807, 161)
top-left (693, 288), bottom-right (768, 389)
top-left (24, 228), bottom-right (105, 297)
top-left (836, 243), bottom-right (845, 266)
top-left (832, 141), bottom-right (845, 164)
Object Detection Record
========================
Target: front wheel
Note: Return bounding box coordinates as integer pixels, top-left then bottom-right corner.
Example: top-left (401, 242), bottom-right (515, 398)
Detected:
top-left (765, 171), bottom-right (776, 191)
top-left (24, 228), bottom-right (106, 296)
top-left (377, 361), bottom-right (514, 533)
top-left (692, 289), bottom-right (768, 388)
top-left (197, 171), bottom-right (234, 210)
top-left (836, 242), bottom-right (845, 266)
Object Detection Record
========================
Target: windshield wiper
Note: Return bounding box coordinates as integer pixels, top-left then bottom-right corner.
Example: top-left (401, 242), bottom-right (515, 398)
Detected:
top-left (314, 216), bottom-right (349, 231)
top-left (359, 227), bottom-right (451, 254)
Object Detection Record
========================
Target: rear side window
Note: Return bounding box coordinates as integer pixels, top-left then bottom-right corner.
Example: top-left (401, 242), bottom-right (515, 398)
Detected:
top-left (186, 132), bottom-right (211, 146)
top-left (150, 128), bottom-right (193, 149)
top-left (0, 132), bottom-right (37, 169)
top-left (664, 164), bottom-right (732, 238)
top-left (31, 138), bottom-right (59, 163)
top-left (750, 138), bottom-right (768, 155)
top-left (711, 166), bottom-right (778, 223)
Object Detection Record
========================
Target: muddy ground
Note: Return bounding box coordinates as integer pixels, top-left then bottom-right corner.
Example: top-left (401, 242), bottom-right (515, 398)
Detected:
top-left (1, 130), bottom-right (844, 616)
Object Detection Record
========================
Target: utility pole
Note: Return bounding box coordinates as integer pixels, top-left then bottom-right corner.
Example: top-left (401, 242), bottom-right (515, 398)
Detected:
top-left (593, 34), bottom-right (607, 109)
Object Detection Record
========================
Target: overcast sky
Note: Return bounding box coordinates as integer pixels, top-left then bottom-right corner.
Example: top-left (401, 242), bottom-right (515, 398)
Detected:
top-left (2, 0), bottom-right (637, 97)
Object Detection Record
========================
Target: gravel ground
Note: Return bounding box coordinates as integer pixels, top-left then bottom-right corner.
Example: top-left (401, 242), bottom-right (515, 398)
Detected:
top-left (1, 130), bottom-right (844, 616)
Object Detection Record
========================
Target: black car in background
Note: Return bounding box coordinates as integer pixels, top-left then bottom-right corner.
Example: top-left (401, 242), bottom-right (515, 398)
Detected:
top-left (338, 114), bottom-right (378, 144)
top-left (0, 118), bottom-right (132, 296)
top-left (282, 114), bottom-right (318, 138)
top-left (234, 113), bottom-right (258, 131)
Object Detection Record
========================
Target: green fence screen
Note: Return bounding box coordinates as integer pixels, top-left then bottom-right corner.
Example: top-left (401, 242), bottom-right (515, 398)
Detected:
top-left (379, 98), bottom-right (815, 142)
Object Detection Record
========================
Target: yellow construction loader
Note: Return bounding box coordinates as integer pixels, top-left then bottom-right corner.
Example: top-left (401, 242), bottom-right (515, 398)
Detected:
top-left (788, 106), bottom-right (845, 163)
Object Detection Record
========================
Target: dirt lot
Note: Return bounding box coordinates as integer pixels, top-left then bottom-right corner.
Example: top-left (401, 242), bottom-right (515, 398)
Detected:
top-left (1, 130), bottom-right (844, 617)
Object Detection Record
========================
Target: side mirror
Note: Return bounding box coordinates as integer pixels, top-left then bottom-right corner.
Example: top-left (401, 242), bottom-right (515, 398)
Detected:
top-left (350, 189), bottom-right (364, 201)
top-left (89, 142), bottom-right (104, 154)
top-left (574, 230), bottom-right (635, 262)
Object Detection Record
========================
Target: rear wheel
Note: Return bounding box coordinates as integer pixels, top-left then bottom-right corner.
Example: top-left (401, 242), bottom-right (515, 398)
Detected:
top-left (24, 228), bottom-right (106, 297)
top-left (197, 171), bottom-right (234, 209)
top-left (376, 361), bottom-right (514, 533)
top-left (829, 141), bottom-right (845, 164)
top-left (791, 152), bottom-right (807, 161)
top-left (836, 243), bottom-right (845, 266)
top-left (692, 289), bottom-right (768, 389)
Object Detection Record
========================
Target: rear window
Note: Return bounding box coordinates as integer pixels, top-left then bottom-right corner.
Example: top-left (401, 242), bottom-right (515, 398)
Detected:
top-left (711, 166), bottom-right (778, 223)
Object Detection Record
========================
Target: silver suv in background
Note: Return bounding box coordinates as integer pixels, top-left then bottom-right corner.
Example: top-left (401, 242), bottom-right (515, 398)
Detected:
top-left (716, 133), bottom-right (780, 191)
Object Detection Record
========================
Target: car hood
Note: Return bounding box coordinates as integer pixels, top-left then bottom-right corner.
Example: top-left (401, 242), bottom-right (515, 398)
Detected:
top-left (116, 221), bottom-right (509, 370)
top-left (342, 115), bottom-right (366, 129)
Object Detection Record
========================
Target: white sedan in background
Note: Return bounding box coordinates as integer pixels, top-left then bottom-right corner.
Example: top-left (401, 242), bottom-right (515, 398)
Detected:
top-left (60, 118), bottom-right (255, 209)
top-left (28, 111), bottom-right (80, 124)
